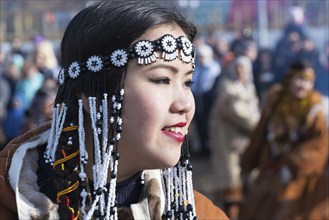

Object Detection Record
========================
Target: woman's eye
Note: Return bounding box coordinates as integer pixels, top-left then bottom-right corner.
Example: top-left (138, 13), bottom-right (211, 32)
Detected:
top-left (151, 78), bottom-right (170, 85)
top-left (185, 80), bottom-right (194, 87)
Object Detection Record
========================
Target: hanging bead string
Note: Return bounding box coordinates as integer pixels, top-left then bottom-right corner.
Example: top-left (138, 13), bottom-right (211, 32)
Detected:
top-left (52, 104), bottom-right (67, 163)
top-left (81, 88), bottom-right (123, 220)
top-left (44, 105), bottom-right (58, 163)
top-left (43, 107), bottom-right (58, 163)
top-left (107, 89), bottom-right (124, 220)
top-left (173, 166), bottom-right (180, 219)
top-left (169, 168), bottom-right (175, 219)
top-left (102, 94), bottom-right (109, 158)
top-left (166, 168), bottom-right (172, 219)
top-left (186, 165), bottom-right (195, 219)
top-left (77, 99), bottom-right (89, 219)
top-left (161, 135), bottom-right (197, 220)
top-left (89, 96), bottom-right (107, 218)
top-left (45, 103), bottom-right (67, 165)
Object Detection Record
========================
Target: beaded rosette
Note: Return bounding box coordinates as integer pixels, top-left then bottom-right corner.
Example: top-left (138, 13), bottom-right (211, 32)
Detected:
top-left (44, 34), bottom-right (197, 220)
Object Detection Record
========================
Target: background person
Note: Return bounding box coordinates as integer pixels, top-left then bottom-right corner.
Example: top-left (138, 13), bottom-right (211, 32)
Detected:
top-left (240, 60), bottom-right (328, 220)
top-left (209, 56), bottom-right (260, 219)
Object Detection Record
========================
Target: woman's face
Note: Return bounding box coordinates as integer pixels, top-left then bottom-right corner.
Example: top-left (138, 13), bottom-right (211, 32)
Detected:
top-left (290, 73), bottom-right (314, 99)
top-left (118, 23), bottom-right (195, 180)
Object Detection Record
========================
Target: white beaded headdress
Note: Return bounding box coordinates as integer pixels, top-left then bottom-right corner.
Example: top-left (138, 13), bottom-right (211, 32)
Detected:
top-left (44, 34), bottom-right (196, 220)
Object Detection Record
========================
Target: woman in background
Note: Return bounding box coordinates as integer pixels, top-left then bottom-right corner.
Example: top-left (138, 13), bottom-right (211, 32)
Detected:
top-left (209, 56), bottom-right (260, 219)
top-left (240, 60), bottom-right (328, 220)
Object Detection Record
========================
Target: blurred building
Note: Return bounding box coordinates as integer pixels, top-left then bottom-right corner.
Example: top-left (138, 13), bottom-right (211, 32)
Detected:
top-left (0, 0), bottom-right (328, 45)
top-left (177, 0), bottom-right (327, 31)
top-left (0, 1), bottom-right (89, 42)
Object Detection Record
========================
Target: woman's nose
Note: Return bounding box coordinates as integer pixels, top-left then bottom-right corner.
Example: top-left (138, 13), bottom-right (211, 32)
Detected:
top-left (170, 88), bottom-right (193, 114)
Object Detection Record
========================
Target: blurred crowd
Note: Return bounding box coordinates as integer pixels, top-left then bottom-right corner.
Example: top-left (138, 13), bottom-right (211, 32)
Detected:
top-left (0, 5), bottom-right (328, 220)
top-left (0, 36), bottom-right (59, 149)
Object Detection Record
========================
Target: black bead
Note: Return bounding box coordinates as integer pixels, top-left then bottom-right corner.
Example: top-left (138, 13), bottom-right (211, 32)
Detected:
top-left (110, 171), bottom-right (117, 178)
top-left (166, 211), bottom-right (172, 218)
top-left (93, 210), bottom-right (100, 218)
top-left (111, 151), bottom-right (120, 160)
top-left (183, 153), bottom-right (190, 160)
top-left (187, 163), bottom-right (193, 171)
top-left (180, 160), bottom-right (187, 167)
top-left (183, 211), bottom-right (190, 219)
top-left (162, 214), bottom-right (166, 220)
top-left (80, 181), bottom-right (86, 188)
top-left (110, 138), bottom-right (116, 145)
top-left (193, 216), bottom-right (198, 220)
top-left (110, 206), bottom-right (115, 215)
top-left (96, 119), bottom-right (102, 127)
top-left (171, 202), bottom-right (176, 210)
top-left (187, 204), bottom-right (193, 212)
top-left (174, 212), bottom-right (180, 219)
top-left (96, 187), bottom-right (103, 195)
top-left (116, 126), bottom-right (123, 133)
top-left (179, 205), bottom-right (184, 213)
top-left (119, 96), bottom-right (124, 103)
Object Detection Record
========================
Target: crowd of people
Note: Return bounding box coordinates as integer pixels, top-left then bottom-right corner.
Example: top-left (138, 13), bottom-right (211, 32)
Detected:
top-left (0, 2), bottom-right (328, 220)
top-left (0, 36), bottom-right (59, 149)
top-left (188, 7), bottom-right (329, 220)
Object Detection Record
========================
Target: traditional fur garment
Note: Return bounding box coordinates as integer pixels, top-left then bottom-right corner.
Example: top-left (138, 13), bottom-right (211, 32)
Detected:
top-left (240, 85), bottom-right (329, 220)
top-left (0, 125), bottom-right (228, 219)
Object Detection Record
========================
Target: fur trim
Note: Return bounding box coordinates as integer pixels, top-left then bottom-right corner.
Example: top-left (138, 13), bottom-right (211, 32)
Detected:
top-left (8, 129), bottom-right (58, 219)
top-left (131, 169), bottom-right (165, 219)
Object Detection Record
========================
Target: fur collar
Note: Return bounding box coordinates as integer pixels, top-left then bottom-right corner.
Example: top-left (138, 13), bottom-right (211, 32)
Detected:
top-left (8, 128), bottom-right (166, 219)
top-left (8, 129), bottom-right (59, 219)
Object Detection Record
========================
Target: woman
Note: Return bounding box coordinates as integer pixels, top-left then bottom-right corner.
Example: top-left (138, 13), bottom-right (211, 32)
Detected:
top-left (0, 0), bottom-right (228, 219)
top-left (240, 60), bottom-right (328, 220)
top-left (209, 56), bottom-right (260, 218)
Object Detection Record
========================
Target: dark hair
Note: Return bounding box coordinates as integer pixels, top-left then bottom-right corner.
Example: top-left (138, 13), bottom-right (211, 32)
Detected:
top-left (52, 1), bottom-right (197, 218)
top-left (288, 59), bottom-right (312, 72)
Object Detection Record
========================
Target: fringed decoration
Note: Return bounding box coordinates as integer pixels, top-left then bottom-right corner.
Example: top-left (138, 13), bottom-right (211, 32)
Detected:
top-left (161, 135), bottom-right (197, 220)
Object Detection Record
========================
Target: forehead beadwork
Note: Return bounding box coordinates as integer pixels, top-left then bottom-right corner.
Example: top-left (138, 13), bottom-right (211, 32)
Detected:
top-left (58, 34), bottom-right (195, 85)
top-left (134, 40), bottom-right (158, 65)
top-left (160, 34), bottom-right (178, 61)
top-left (178, 36), bottom-right (193, 63)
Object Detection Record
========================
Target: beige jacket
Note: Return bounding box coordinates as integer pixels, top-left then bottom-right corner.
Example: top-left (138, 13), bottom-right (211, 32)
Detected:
top-left (209, 78), bottom-right (259, 189)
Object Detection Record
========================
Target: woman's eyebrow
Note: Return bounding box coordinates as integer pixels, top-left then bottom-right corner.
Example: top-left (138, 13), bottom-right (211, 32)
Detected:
top-left (145, 63), bottom-right (194, 76)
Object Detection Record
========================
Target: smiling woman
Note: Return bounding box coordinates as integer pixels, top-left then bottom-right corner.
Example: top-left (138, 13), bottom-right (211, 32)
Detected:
top-left (0, 0), bottom-right (228, 219)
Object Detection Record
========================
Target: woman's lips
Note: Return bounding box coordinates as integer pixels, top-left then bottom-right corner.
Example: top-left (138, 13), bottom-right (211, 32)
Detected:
top-left (162, 130), bottom-right (185, 143)
top-left (162, 122), bottom-right (187, 143)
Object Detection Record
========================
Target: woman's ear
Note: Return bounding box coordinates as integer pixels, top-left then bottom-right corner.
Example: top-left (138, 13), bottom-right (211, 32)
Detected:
top-left (81, 94), bottom-right (90, 114)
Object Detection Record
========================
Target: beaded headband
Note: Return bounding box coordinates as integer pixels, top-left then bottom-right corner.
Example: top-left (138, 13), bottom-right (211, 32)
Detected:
top-left (58, 34), bottom-right (195, 85)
